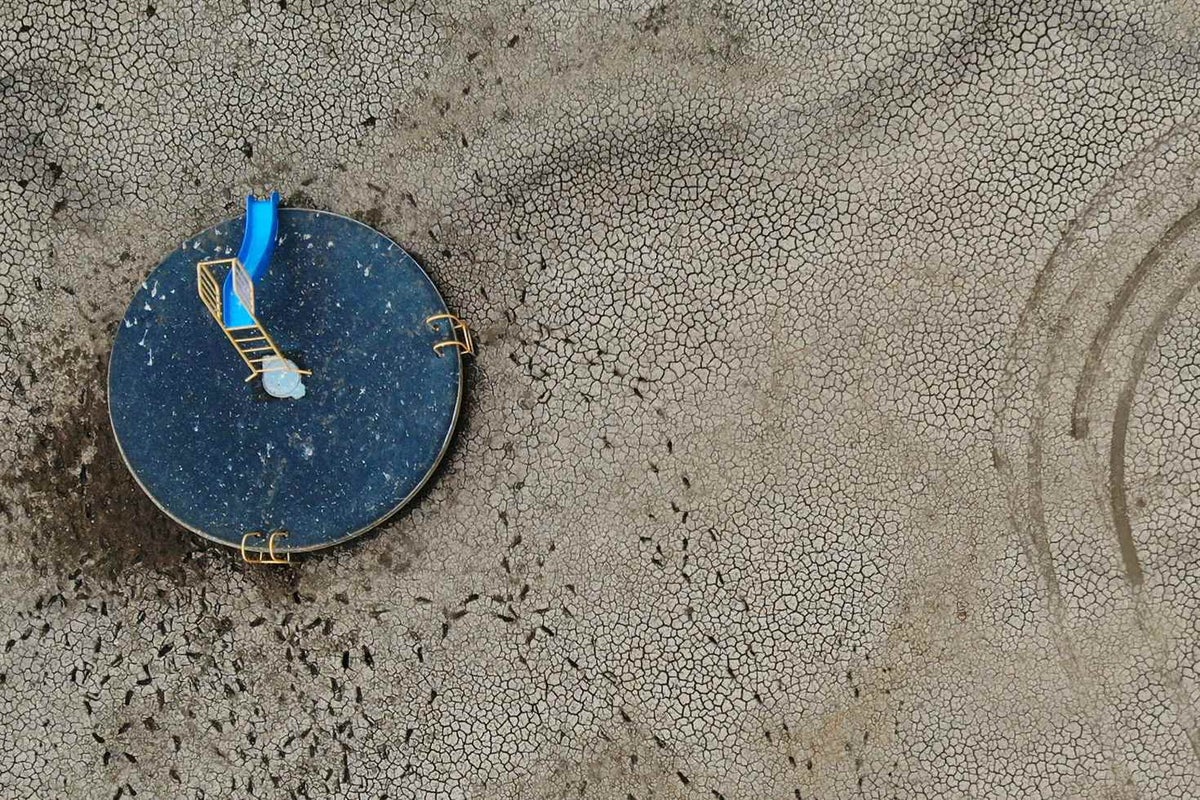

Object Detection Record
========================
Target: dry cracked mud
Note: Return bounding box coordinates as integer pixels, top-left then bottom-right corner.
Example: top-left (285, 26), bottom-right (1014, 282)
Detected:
top-left (2, 1), bottom-right (1200, 797)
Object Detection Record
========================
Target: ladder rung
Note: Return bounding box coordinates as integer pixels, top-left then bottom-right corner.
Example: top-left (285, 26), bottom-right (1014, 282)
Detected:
top-left (241, 346), bottom-right (276, 353)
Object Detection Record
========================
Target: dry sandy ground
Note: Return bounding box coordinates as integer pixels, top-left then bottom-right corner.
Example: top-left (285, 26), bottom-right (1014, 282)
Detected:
top-left (3, 1), bottom-right (1200, 797)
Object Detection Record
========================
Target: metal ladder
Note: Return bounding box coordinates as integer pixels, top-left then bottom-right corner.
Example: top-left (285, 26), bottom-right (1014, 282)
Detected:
top-left (196, 257), bottom-right (311, 382)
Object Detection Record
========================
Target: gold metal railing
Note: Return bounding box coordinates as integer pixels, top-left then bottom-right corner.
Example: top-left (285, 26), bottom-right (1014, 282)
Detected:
top-left (241, 530), bottom-right (290, 564)
top-left (426, 313), bottom-right (475, 357)
top-left (196, 258), bottom-right (312, 382)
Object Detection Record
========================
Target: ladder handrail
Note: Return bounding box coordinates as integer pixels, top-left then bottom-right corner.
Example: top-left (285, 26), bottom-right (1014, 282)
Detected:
top-left (196, 258), bottom-right (312, 382)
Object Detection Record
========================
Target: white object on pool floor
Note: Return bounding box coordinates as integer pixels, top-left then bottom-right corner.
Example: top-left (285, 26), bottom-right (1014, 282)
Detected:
top-left (260, 356), bottom-right (306, 399)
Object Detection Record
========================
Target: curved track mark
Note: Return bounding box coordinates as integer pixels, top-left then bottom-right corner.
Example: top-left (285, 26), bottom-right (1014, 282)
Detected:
top-left (1073, 200), bottom-right (1200, 440)
top-left (992, 122), bottom-right (1192, 613)
top-left (1108, 257), bottom-right (1200, 764)
top-left (1109, 258), bottom-right (1200, 588)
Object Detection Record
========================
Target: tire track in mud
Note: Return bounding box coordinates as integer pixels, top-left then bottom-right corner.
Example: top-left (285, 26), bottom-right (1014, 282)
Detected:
top-left (992, 122), bottom-right (1190, 624)
top-left (1108, 257), bottom-right (1200, 589)
top-left (1072, 200), bottom-right (1200, 443)
top-left (995, 121), bottom-right (1200, 768)
top-left (1107, 255), bottom-right (1200, 763)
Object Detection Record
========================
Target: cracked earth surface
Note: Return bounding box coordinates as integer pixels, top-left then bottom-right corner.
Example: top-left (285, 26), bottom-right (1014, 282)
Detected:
top-left (2, 1), bottom-right (1200, 797)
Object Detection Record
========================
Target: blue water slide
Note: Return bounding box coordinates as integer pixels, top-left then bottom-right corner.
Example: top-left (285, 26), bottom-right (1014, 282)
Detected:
top-left (222, 192), bottom-right (282, 328)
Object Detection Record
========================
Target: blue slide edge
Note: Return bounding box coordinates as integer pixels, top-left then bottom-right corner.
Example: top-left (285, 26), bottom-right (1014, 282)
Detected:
top-left (222, 191), bottom-right (282, 328)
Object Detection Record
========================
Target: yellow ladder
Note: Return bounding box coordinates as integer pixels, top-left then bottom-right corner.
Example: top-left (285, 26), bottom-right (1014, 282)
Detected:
top-left (196, 258), bottom-right (312, 382)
